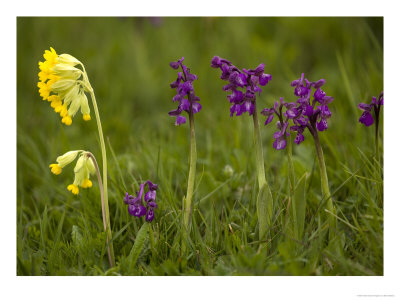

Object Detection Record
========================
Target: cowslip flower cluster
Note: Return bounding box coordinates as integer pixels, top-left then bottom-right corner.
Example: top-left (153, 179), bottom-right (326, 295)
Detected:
top-left (261, 73), bottom-right (333, 149)
top-left (38, 47), bottom-right (92, 126)
top-left (49, 150), bottom-right (95, 195)
top-left (211, 56), bottom-right (271, 117)
top-left (168, 57), bottom-right (201, 126)
top-left (358, 92), bottom-right (383, 126)
top-left (124, 181), bottom-right (158, 222)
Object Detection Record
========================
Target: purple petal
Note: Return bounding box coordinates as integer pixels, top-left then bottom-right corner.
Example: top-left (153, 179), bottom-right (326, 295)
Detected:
top-left (291, 73), bottom-right (304, 87)
top-left (228, 71), bottom-right (239, 84)
top-left (254, 63), bottom-right (265, 76)
top-left (124, 192), bottom-right (134, 204)
top-left (316, 119), bottom-right (328, 131)
top-left (128, 204), bottom-right (147, 217)
top-left (192, 102), bottom-right (202, 114)
top-left (180, 98), bottom-right (190, 111)
top-left (211, 56), bottom-right (221, 68)
top-left (168, 107), bottom-right (182, 116)
top-left (320, 105), bottom-right (331, 118)
top-left (187, 74), bottom-right (198, 82)
top-left (286, 107), bottom-right (299, 119)
top-left (260, 107), bottom-right (274, 116)
top-left (146, 181), bottom-right (158, 191)
top-left (178, 81), bottom-right (193, 95)
top-left (321, 96), bottom-right (334, 105)
top-left (273, 138), bottom-right (287, 150)
top-left (169, 61), bottom-right (179, 69)
top-left (250, 75), bottom-right (259, 87)
top-left (170, 73), bottom-right (182, 88)
top-left (236, 73), bottom-right (247, 87)
top-left (303, 105), bottom-right (313, 117)
top-left (312, 79), bottom-right (326, 89)
top-left (259, 73), bottom-right (271, 86)
top-left (378, 92), bottom-right (384, 105)
top-left (175, 115), bottom-right (186, 126)
top-left (273, 130), bottom-right (283, 139)
top-left (145, 190), bottom-right (156, 202)
top-left (173, 94), bottom-right (182, 102)
top-left (264, 114), bottom-right (274, 125)
top-left (230, 104), bottom-right (242, 117)
top-left (358, 103), bottom-right (372, 111)
top-left (147, 201), bottom-right (158, 208)
top-left (223, 83), bottom-right (235, 91)
top-left (145, 209), bottom-right (155, 222)
top-left (359, 111), bottom-right (374, 127)
top-left (242, 101), bottom-right (254, 115)
top-left (294, 132), bottom-right (305, 144)
top-left (228, 89), bottom-right (244, 103)
top-left (314, 89), bottom-right (326, 101)
top-left (220, 64), bottom-right (231, 80)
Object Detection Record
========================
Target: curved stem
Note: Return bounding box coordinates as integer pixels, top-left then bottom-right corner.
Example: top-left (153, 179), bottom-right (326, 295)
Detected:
top-left (89, 90), bottom-right (115, 267)
top-left (86, 152), bottom-right (113, 267)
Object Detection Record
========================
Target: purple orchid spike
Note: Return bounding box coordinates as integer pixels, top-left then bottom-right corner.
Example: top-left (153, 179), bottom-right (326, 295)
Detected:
top-left (124, 181), bottom-right (159, 222)
top-left (261, 73), bottom-right (334, 149)
top-left (169, 57), bottom-right (201, 126)
top-left (211, 56), bottom-right (271, 117)
top-left (358, 92), bottom-right (383, 127)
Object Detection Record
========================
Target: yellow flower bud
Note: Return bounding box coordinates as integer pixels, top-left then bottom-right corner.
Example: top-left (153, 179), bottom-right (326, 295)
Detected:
top-left (57, 53), bottom-right (81, 66)
top-left (56, 150), bottom-right (80, 168)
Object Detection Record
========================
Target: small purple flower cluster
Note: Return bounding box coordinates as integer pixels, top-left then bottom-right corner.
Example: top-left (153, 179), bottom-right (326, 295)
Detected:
top-left (211, 56), bottom-right (272, 117)
top-left (124, 181), bottom-right (158, 222)
top-left (168, 57), bottom-right (202, 126)
top-left (261, 73), bottom-right (334, 150)
top-left (358, 92), bottom-right (383, 127)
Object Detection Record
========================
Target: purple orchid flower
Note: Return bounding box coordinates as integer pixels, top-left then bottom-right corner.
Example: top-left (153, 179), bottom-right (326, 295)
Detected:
top-left (169, 57), bottom-right (201, 126)
top-left (211, 56), bottom-right (271, 117)
top-left (124, 180), bottom-right (159, 222)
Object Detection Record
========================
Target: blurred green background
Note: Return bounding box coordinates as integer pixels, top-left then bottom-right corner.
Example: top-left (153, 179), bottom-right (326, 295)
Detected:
top-left (17, 17), bottom-right (383, 275)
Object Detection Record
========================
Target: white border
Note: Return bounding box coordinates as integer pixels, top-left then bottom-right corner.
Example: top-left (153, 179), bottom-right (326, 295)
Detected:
top-left (3, 1), bottom-right (399, 299)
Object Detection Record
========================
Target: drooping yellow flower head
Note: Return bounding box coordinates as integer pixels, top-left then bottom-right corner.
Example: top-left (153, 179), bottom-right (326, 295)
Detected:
top-left (49, 150), bottom-right (96, 195)
top-left (38, 47), bottom-right (92, 125)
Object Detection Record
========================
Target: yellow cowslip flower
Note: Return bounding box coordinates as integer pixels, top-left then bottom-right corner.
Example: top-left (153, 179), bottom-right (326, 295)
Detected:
top-left (49, 150), bottom-right (80, 175)
top-left (37, 47), bottom-right (93, 125)
top-left (67, 153), bottom-right (96, 195)
top-left (49, 150), bottom-right (96, 195)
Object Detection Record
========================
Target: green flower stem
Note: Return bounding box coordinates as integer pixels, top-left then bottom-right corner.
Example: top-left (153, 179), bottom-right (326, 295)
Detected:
top-left (89, 90), bottom-right (115, 267)
top-left (182, 109), bottom-right (197, 250)
top-left (311, 128), bottom-right (336, 238)
top-left (286, 136), bottom-right (295, 194)
top-left (374, 110), bottom-right (380, 166)
top-left (252, 105), bottom-right (267, 188)
top-left (286, 133), bottom-right (297, 234)
top-left (86, 152), bottom-right (113, 267)
top-left (252, 104), bottom-right (273, 239)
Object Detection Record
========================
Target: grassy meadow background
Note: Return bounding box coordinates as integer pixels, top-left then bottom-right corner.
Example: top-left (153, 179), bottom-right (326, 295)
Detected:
top-left (17, 17), bottom-right (383, 275)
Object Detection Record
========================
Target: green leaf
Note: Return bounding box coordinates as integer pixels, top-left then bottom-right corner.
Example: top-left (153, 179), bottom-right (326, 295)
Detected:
top-left (257, 183), bottom-right (273, 240)
top-left (128, 222), bottom-right (150, 273)
top-left (293, 172), bottom-right (308, 239)
top-left (71, 225), bottom-right (83, 249)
